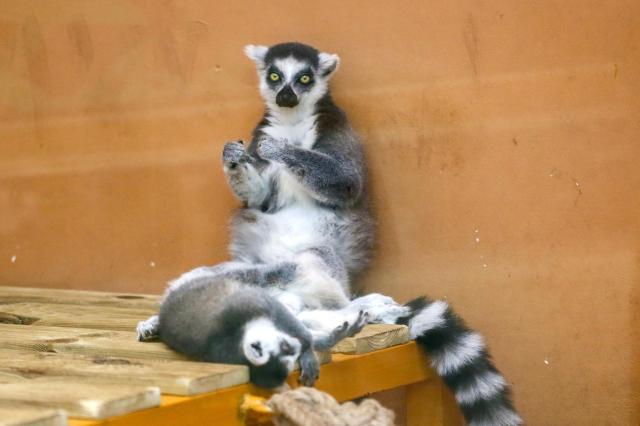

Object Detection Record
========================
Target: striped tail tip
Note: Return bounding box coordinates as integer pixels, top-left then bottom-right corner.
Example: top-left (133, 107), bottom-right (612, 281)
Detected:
top-left (398, 297), bottom-right (523, 426)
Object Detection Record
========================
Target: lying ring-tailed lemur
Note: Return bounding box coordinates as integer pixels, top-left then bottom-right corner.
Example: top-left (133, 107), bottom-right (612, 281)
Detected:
top-left (155, 265), bottom-right (369, 387)
top-left (138, 42), bottom-right (522, 425)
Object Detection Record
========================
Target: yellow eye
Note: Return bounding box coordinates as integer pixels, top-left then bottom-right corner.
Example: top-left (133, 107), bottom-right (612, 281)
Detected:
top-left (269, 73), bottom-right (280, 82)
top-left (299, 75), bottom-right (311, 84)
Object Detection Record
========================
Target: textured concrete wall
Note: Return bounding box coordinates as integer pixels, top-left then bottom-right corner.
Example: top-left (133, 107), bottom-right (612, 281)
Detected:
top-left (1, 1), bottom-right (639, 424)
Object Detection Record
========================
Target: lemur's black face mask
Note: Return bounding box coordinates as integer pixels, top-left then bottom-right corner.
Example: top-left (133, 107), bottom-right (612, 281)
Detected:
top-left (276, 85), bottom-right (298, 108)
top-left (249, 356), bottom-right (290, 388)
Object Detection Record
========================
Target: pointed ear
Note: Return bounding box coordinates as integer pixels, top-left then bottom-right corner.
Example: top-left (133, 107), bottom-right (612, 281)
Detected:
top-left (318, 52), bottom-right (340, 77)
top-left (243, 340), bottom-right (269, 366)
top-left (244, 44), bottom-right (268, 68)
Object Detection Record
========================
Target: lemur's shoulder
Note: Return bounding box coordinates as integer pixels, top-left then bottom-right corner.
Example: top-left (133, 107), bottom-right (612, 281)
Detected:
top-left (313, 95), bottom-right (362, 164)
top-left (315, 94), bottom-right (350, 135)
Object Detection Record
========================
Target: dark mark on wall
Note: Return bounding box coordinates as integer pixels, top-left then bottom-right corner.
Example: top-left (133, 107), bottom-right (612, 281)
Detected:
top-left (462, 14), bottom-right (479, 76)
top-left (22, 15), bottom-right (50, 90)
top-left (67, 16), bottom-right (94, 70)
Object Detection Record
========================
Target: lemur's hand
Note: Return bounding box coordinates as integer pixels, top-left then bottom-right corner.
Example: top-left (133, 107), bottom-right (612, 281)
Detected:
top-left (298, 349), bottom-right (320, 387)
top-left (222, 140), bottom-right (248, 169)
top-left (256, 137), bottom-right (287, 162)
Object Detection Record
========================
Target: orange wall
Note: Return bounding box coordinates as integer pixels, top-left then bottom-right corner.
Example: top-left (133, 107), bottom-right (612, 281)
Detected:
top-left (1, 1), bottom-right (639, 424)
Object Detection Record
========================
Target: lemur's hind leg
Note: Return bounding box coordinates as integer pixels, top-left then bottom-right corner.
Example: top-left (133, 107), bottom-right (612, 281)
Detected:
top-left (276, 247), bottom-right (351, 313)
top-left (137, 261), bottom-right (297, 341)
top-left (349, 293), bottom-right (411, 324)
top-left (292, 294), bottom-right (410, 348)
top-left (165, 261), bottom-right (297, 295)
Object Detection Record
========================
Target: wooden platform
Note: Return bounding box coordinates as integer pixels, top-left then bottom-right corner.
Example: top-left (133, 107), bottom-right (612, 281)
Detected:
top-left (0, 286), bottom-right (462, 426)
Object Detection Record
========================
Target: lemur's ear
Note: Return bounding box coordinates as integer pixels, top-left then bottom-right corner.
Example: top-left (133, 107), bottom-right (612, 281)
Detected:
top-left (244, 45), bottom-right (268, 68)
top-left (243, 340), bottom-right (269, 366)
top-left (318, 52), bottom-right (340, 77)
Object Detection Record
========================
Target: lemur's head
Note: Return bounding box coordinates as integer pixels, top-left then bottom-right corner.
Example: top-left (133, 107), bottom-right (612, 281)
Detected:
top-left (245, 42), bottom-right (340, 112)
top-left (242, 318), bottom-right (302, 388)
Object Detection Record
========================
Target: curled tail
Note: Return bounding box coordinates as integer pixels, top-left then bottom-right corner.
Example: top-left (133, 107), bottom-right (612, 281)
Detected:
top-left (397, 297), bottom-right (522, 426)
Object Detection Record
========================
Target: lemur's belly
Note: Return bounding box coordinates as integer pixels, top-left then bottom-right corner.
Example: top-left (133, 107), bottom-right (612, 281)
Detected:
top-left (231, 205), bottom-right (337, 264)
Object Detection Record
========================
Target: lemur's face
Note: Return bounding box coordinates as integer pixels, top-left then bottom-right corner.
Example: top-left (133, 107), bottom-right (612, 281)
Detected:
top-left (242, 322), bottom-right (301, 388)
top-left (245, 42), bottom-right (339, 111)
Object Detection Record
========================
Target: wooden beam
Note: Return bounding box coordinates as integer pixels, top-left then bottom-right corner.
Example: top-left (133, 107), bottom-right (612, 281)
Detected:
top-left (406, 379), bottom-right (464, 426)
top-left (0, 287), bottom-right (159, 311)
top-left (332, 324), bottom-right (410, 354)
top-left (0, 382), bottom-right (160, 420)
top-left (67, 342), bottom-right (433, 426)
top-left (0, 406), bottom-right (67, 426)
top-left (0, 350), bottom-right (249, 396)
top-left (406, 380), bottom-right (444, 426)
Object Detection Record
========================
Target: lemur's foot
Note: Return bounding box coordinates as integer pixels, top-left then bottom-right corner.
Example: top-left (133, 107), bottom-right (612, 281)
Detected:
top-left (303, 309), bottom-right (370, 351)
top-left (136, 315), bottom-right (160, 342)
top-left (298, 350), bottom-right (320, 387)
top-left (349, 293), bottom-right (410, 324)
top-left (331, 309), bottom-right (369, 342)
top-left (222, 140), bottom-right (249, 169)
top-left (345, 309), bottom-right (369, 336)
top-left (350, 293), bottom-right (396, 307)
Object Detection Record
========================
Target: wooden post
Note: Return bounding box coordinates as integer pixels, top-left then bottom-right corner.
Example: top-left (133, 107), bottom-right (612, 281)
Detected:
top-left (406, 379), bottom-right (444, 426)
top-left (406, 379), bottom-right (464, 426)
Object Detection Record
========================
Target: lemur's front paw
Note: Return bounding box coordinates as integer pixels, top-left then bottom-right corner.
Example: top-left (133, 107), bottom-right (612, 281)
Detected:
top-left (256, 137), bottom-right (287, 161)
top-left (298, 350), bottom-right (319, 386)
top-left (222, 140), bottom-right (248, 169)
top-left (136, 315), bottom-right (160, 342)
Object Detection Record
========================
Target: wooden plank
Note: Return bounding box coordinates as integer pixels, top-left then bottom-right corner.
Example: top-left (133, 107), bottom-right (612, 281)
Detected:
top-left (68, 342), bottom-right (434, 426)
top-left (0, 350), bottom-right (249, 396)
top-left (0, 303), bottom-right (151, 332)
top-left (0, 407), bottom-right (67, 426)
top-left (0, 324), bottom-right (187, 361)
top-left (332, 324), bottom-right (410, 354)
top-left (0, 287), bottom-right (159, 311)
top-left (0, 382), bottom-right (160, 420)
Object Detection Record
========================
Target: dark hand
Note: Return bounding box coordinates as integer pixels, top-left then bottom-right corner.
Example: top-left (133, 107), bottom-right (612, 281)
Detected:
top-left (223, 140), bottom-right (248, 169)
top-left (298, 349), bottom-right (320, 386)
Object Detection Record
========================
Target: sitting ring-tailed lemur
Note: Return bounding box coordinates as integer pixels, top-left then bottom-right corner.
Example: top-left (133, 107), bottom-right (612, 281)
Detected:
top-left (139, 42), bottom-right (522, 425)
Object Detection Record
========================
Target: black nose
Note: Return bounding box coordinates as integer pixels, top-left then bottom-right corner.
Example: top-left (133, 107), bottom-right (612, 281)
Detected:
top-left (276, 86), bottom-right (298, 108)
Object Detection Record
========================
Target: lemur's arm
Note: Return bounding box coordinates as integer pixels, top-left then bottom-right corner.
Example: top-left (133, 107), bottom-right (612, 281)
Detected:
top-left (255, 135), bottom-right (363, 207)
top-left (222, 141), bottom-right (271, 208)
top-left (271, 305), bottom-right (320, 386)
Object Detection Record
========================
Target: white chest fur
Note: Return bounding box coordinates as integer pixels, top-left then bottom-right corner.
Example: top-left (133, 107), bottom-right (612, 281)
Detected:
top-left (262, 111), bottom-right (319, 204)
top-left (253, 204), bottom-right (335, 263)
top-left (262, 114), bottom-right (317, 149)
